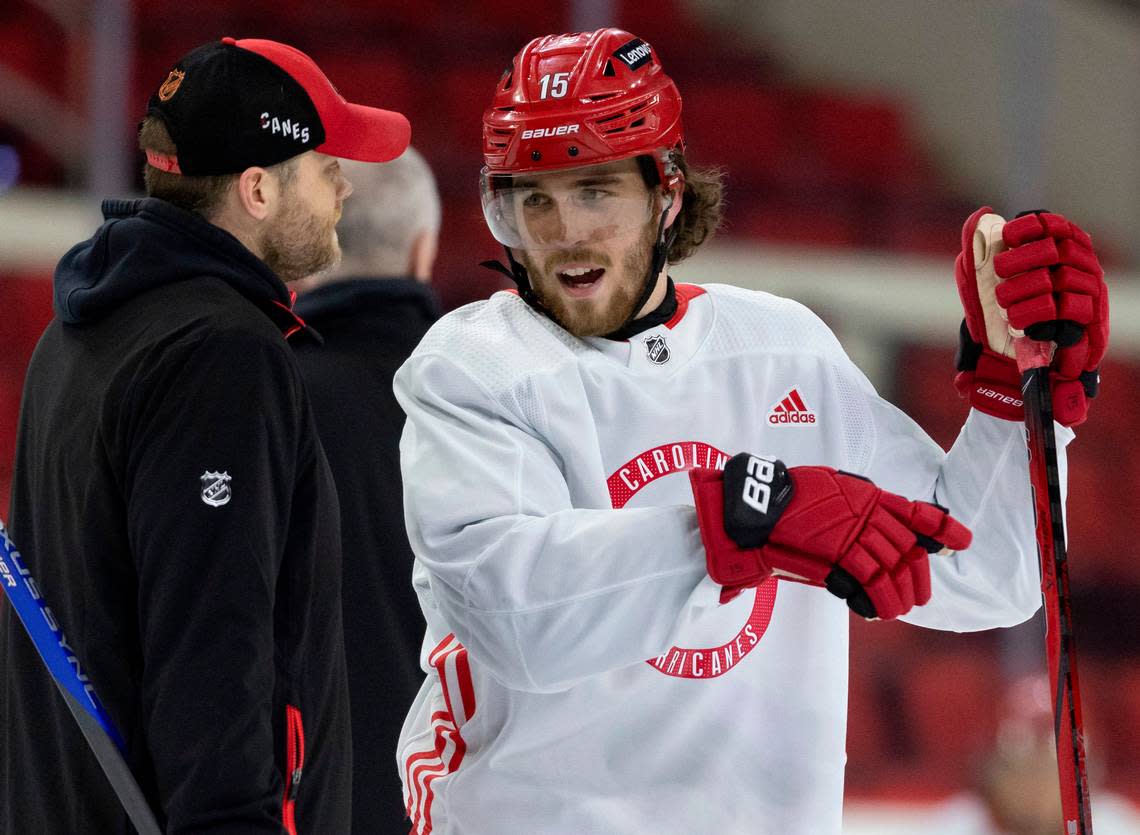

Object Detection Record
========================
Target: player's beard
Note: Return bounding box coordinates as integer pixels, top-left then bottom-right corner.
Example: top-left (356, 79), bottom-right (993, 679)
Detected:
top-left (261, 200), bottom-right (341, 284)
top-left (521, 221), bottom-right (657, 338)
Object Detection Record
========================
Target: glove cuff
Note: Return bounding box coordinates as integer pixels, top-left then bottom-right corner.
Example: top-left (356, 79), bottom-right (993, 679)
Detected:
top-left (954, 319), bottom-right (984, 373)
top-left (959, 354), bottom-right (1025, 421)
top-left (956, 359), bottom-right (1093, 428)
top-left (688, 468), bottom-right (771, 594)
top-left (955, 321), bottom-right (1025, 420)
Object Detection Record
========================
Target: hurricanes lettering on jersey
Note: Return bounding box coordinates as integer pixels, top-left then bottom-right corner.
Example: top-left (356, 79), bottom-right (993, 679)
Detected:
top-left (646, 582), bottom-right (776, 680)
top-left (650, 623), bottom-right (762, 678)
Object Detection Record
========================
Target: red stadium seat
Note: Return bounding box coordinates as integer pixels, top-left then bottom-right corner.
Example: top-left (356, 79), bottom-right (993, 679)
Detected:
top-left (0, 273), bottom-right (54, 513)
top-left (729, 192), bottom-right (863, 249)
top-left (845, 655), bottom-right (893, 782)
top-left (1062, 358), bottom-right (1140, 584)
top-left (0, 4), bottom-right (68, 98)
top-left (305, 50), bottom-right (419, 120)
top-left (902, 651), bottom-right (1003, 765)
top-left (880, 195), bottom-right (973, 257)
top-left (683, 87), bottom-right (797, 187)
top-left (1089, 663), bottom-right (1140, 801)
top-left (792, 90), bottom-right (925, 193)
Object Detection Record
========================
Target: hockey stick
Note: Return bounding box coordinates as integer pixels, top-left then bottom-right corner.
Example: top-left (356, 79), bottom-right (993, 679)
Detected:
top-left (0, 519), bottom-right (162, 835)
top-left (1017, 341), bottom-right (1093, 835)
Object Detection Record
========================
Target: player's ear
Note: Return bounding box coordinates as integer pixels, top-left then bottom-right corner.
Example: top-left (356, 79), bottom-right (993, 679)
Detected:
top-left (662, 183), bottom-right (683, 231)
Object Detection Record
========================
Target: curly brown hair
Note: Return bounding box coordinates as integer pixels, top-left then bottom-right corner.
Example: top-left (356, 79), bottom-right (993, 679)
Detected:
top-left (667, 154), bottom-right (725, 264)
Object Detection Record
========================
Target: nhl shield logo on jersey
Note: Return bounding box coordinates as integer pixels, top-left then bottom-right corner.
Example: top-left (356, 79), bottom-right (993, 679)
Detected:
top-left (200, 471), bottom-right (232, 507)
top-left (644, 334), bottom-right (670, 364)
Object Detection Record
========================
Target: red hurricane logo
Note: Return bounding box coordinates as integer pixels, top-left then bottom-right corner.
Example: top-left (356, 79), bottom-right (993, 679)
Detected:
top-left (608, 440), bottom-right (778, 679)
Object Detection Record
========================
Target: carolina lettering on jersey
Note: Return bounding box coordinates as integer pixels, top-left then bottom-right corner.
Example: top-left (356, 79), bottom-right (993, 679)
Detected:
top-left (607, 441), bottom-right (730, 509)
top-left (607, 440), bottom-right (779, 679)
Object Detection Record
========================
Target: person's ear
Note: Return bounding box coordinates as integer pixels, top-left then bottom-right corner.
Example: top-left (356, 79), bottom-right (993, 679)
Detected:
top-left (235, 166), bottom-right (276, 221)
top-left (408, 228), bottom-right (439, 282)
top-left (662, 182), bottom-right (684, 231)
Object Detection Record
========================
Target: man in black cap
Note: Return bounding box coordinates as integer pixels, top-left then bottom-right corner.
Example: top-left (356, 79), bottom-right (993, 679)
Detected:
top-left (0, 37), bottom-right (409, 834)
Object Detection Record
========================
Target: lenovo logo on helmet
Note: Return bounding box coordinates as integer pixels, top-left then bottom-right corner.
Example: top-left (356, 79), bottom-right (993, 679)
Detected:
top-left (614, 38), bottom-right (653, 71)
top-left (521, 124), bottom-right (580, 140)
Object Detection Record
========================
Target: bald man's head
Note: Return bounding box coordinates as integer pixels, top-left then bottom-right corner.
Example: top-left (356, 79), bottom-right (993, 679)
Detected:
top-left (309, 147), bottom-right (441, 287)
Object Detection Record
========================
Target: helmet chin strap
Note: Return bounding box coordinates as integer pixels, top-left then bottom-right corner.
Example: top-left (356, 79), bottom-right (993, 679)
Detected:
top-left (603, 196), bottom-right (676, 339)
top-left (479, 248), bottom-right (553, 316)
top-left (479, 194), bottom-right (678, 331)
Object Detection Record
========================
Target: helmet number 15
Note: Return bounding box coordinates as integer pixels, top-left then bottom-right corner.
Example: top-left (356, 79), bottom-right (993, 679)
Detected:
top-left (538, 72), bottom-right (570, 100)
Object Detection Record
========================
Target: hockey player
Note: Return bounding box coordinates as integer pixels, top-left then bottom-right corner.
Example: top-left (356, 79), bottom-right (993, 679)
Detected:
top-left (393, 28), bottom-right (1109, 835)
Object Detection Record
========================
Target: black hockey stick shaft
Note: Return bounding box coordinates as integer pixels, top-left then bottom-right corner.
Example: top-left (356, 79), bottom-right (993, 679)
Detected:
top-left (0, 520), bottom-right (162, 835)
top-left (1019, 355), bottom-right (1093, 835)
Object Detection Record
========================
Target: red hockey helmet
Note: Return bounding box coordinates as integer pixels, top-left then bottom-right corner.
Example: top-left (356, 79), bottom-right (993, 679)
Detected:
top-left (482, 28), bottom-right (684, 185)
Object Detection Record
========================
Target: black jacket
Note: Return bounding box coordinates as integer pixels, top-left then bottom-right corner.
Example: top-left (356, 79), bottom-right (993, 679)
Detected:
top-left (0, 198), bottom-right (351, 834)
top-left (293, 278), bottom-right (438, 834)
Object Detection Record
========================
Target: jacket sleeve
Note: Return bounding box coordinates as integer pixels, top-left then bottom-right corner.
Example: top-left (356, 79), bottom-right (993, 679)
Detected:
top-left (396, 352), bottom-right (710, 694)
top-left (120, 329), bottom-right (303, 832)
top-left (852, 362), bottom-right (1072, 632)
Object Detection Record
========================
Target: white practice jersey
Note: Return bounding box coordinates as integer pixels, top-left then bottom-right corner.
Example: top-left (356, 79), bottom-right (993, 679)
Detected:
top-left (393, 283), bottom-right (1071, 835)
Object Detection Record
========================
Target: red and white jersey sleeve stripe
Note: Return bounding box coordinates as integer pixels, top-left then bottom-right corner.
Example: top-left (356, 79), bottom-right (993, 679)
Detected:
top-left (402, 634), bottom-right (476, 835)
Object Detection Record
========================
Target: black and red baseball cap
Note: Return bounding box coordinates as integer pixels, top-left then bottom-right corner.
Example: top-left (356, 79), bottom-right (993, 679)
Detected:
top-left (145, 37), bottom-right (411, 176)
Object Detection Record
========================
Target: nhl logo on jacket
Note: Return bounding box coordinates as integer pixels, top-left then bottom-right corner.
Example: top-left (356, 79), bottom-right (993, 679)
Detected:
top-left (767, 388), bottom-right (817, 425)
top-left (644, 334), bottom-right (670, 364)
top-left (200, 471), bottom-right (232, 507)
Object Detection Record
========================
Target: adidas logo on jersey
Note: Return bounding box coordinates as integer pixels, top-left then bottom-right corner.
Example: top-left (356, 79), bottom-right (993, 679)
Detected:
top-left (767, 388), bottom-right (817, 425)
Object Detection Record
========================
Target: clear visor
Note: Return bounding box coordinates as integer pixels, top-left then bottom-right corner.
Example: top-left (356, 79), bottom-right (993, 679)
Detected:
top-left (480, 168), bottom-right (658, 251)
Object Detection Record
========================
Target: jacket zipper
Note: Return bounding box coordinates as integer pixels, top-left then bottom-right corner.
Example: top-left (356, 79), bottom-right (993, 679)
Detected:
top-left (283, 704), bottom-right (305, 835)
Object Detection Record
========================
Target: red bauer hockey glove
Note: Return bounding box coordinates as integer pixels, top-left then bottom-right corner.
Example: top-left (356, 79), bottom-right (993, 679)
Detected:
top-left (996, 210), bottom-right (1108, 426)
top-left (954, 206), bottom-right (1109, 426)
top-left (689, 454), bottom-right (972, 620)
